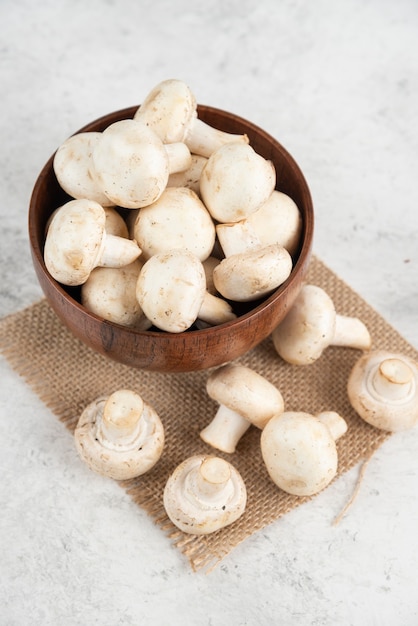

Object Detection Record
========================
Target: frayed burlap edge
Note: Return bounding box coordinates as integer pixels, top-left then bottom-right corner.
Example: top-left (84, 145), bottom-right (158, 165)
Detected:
top-left (1, 256), bottom-right (416, 572)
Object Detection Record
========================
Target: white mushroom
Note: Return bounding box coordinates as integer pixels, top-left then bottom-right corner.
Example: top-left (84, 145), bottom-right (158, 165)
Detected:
top-left (44, 199), bottom-right (141, 286)
top-left (136, 249), bottom-right (236, 332)
top-left (135, 249), bottom-right (206, 333)
top-left (163, 455), bottom-right (247, 534)
top-left (91, 119), bottom-right (192, 209)
top-left (216, 190), bottom-right (303, 258)
top-left (272, 284), bottom-right (372, 365)
top-left (53, 131), bottom-right (114, 206)
top-left (200, 142), bottom-right (276, 223)
top-left (212, 243), bottom-right (293, 303)
top-left (81, 260), bottom-right (151, 330)
top-left (347, 350), bottom-right (418, 431)
top-left (134, 78), bottom-right (249, 158)
top-left (261, 411), bottom-right (348, 496)
top-left (133, 186), bottom-right (215, 261)
top-left (200, 364), bottom-right (284, 453)
top-left (74, 389), bottom-right (165, 480)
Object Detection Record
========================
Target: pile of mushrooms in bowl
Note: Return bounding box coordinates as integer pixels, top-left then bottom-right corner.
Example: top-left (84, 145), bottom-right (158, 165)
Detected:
top-left (29, 78), bottom-right (314, 372)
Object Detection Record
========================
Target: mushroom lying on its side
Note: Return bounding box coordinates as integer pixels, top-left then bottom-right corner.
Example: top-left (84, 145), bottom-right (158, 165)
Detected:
top-left (163, 455), bottom-right (247, 535)
top-left (200, 364), bottom-right (284, 453)
top-left (272, 284), bottom-right (371, 365)
top-left (347, 350), bottom-right (418, 431)
top-left (74, 389), bottom-right (165, 480)
top-left (261, 411), bottom-right (348, 497)
top-left (44, 199), bottom-right (141, 286)
top-left (134, 78), bottom-right (249, 158)
top-left (212, 244), bottom-right (293, 303)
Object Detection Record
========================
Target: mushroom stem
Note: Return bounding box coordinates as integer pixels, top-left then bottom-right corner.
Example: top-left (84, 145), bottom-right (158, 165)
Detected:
top-left (96, 390), bottom-right (144, 447)
top-left (98, 233), bottom-right (142, 268)
top-left (371, 358), bottom-right (415, 401)
top-left (163, 454), bottom-right (247, 534)
top-left (185, 117), bottom-right (249, 159)
top-left (333, 315), bottom-right (371, 350)
top-left (188, 457), bottom-right (234, 503)
top-left (347, 350), bottom-right (418, 431)
top-left (164, 142), bottom-right (193, 174)
top-left (200, 404), bottom-right (251, 454)
top-left (316, 411), bottom-right (348, 441)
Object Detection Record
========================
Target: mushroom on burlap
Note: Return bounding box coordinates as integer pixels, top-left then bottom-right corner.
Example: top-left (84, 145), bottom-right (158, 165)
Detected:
top-left (74, 389), bottom-right (165, 480)
top-left (200, 364), bottom-right (284, 453)
top-left (347, 350), bottom-right (418, 431)
top-left (261, 411), bottom-right (348, 497)
top-left (163, 455), bottom-right (247, 535)
top-left (272, 284), bottom-right (372, 365)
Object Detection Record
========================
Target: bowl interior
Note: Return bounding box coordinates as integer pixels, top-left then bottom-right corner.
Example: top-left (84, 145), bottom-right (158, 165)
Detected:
top-left (28, 105), bottom-right (314, 372)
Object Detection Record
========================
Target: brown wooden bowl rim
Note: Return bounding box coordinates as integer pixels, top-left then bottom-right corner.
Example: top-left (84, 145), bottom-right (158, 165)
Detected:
top-left (28, 104), bottom-right (314, 342)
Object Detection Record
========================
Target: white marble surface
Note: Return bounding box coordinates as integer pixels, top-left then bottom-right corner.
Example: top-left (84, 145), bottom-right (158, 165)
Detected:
top-left (1, 0), bottom-right (418, 624)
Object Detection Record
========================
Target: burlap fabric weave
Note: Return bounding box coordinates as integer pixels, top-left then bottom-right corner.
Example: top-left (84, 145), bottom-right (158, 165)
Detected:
top-left (1, 256), bottom-right (417, 571)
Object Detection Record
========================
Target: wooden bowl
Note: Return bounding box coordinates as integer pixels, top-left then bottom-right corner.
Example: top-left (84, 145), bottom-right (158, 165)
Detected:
top-left (28, 105), bottom-right (314, 373)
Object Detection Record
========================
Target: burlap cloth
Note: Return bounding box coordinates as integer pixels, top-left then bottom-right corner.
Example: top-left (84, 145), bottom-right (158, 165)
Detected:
top-left (1, 256), bottom-right (417, 571)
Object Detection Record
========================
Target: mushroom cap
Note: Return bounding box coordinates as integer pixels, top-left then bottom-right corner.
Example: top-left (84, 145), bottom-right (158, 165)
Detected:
top-left (74, 392), bottom-right (165, 480)
top-left (261, 412), bottom-right (339, 496)
top-left (133, 186), bottom-right (215, 261)
top-left (135, 248), bottom-right (206, 332)
top-left (347, 350), bottom-right (418, 431)
top-left (133, 78), bottom-right (197, 144)
top-left (272, 284), bottom-right (336, 365)
top-left (44, 199), bottom-right (106, 286)
top-left (91, 119), bottom-right (170, 209)
top-left (200, 142), bottom-right (276, 223)
top-left (53, 131), bottom-right (114, 206)
top-left (163, 455), bottom-right (247, 535)
top-left (81, 260), bottom-right (151, 330)
top-left (246, 190), bottom-right (303, 257)
top-left (206, 363), bottom-right (284, 429)
top-left (213, 243), bottom-right (293, 303)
